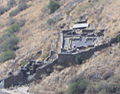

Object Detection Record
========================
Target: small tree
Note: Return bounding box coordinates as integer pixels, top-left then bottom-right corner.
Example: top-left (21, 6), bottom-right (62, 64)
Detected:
top-left (48, 0), bottom-right (60, 13)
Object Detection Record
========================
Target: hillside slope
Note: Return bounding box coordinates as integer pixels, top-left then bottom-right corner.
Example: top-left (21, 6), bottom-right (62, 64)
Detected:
top-left (0, 0), bottom-right (120, 94)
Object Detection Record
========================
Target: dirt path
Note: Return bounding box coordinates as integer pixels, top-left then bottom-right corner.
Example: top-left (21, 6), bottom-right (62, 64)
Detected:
top-left (0, 86), bottom-right (29, 94)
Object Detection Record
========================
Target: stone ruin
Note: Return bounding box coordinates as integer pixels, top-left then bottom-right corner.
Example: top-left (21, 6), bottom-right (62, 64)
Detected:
top-left (0, 17), bottom-right (120, 89)
top-left (60, 19), bottom-right (105, 54)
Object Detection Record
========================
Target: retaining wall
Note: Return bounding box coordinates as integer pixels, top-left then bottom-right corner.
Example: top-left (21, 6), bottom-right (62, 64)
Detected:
top-left (34, 59), bottom-right (58, 80)
top-left (58, 35), bottom-right (119, 65)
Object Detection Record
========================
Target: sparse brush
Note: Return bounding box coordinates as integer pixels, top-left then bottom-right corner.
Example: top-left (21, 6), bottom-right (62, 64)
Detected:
top-left (0, 50), bottom-right (16, 62)
top-left (48, 0), bottom-right (60, 14)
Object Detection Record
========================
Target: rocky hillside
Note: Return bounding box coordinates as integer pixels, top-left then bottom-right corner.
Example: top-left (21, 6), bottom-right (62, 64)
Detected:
top-left (30, 44), bottom-right (120, 94)
top-left (0, 0), bottom-right (120, 94)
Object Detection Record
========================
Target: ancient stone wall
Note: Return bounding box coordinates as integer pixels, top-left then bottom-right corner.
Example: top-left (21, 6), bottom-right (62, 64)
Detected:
top-left (34, 59), bottom-right (58, 80)
top-left (58, 34), bottom-right (119, 65)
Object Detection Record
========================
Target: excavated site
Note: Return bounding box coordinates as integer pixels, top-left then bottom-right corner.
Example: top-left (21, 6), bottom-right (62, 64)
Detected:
top-left (0, 0), bottom-right (120, 94)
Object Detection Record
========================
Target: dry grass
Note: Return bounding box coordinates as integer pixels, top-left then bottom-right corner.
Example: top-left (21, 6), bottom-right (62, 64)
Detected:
top-left (0, 0), bottom-right (119, 63)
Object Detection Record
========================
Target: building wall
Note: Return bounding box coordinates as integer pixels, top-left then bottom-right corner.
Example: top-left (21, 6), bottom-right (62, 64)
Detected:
top-left (58, 35), bottom-right (119, 66)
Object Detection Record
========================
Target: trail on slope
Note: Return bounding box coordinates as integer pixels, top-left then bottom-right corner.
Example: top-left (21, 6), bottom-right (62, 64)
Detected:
top-left (0, 86), bottom-right (29, 94)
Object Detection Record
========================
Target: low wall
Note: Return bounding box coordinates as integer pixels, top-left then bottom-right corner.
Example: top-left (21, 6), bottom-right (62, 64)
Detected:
top-left (58, 54), bottom-right (76, 65)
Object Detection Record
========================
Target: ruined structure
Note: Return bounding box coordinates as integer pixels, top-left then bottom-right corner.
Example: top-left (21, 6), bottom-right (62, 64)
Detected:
top-left (60, 20), bottom-right (104, 53)
top-left (0, 18), bottom-right (119, 89)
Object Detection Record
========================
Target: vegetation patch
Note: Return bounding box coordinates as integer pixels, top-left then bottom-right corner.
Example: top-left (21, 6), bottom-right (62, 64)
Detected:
top-left (85, 80), bottom-right (120, 94)
top-left (5, 24), bottom-right (20, 33)
top-left (65, 79), bottom-right (89, 94)
top-left (0, 18), bottom-right (24, 63)
top-left (47, 18), bottom-right (55, 25)
top-left (117, 35), bottom-right (120, 42)
top-left (20, 61), bottom-right (28, 66)
top-left (0, 6), bottom-right (7, 15)
top-left (48, 0), bottom-right (60, 14)
top-left (18, 0), bottom-right (30, 4)
top-left (7, 0), bottom-right (17, 10)
top-left (9, 2), bottom-right (29, 17)
top-left (0, 33), bottom-right (19, 52)
top-left (0, 50), bottom-right (16, 62)
top-left (0, 0), bottom-right (17, 15)
top-left (7, 18), bottom-right (26, 27)
top-left (0, 32), bottom-right (19, 62)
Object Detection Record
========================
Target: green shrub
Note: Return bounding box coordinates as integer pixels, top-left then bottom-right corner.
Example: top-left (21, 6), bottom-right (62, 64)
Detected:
top-left (0, 33), bottom-right (19, 51)
top-left (7, 0), bottom-right (16, 9)
top-left (9, 8), bottom-right (20, 17)
top-left (7, 18), bottom-right (17, 26)
top-left (65, 79), bottom-right (88, 94)
top-left (18, 0), bottom-right (30, 4)
top-left (9, 3), bottom-right (29, 17)
top-left (0, 50), bottom-right (16, 62)
top-left (117, 35), bottom-right (120, 42)
top-left (21, 61), bottom-right (28, 66)
top-left (6, 24), bottom-right (20, 33)
top-left (75, 55), bottom-right (83, 65)
top-left (16, 19), bottom-right (26, 27)
top-left (7, 18), bottom-right (26, 27)
top-left (18, 3), bottom-right (29, 11)
top-left (0, 0), bottom-right (16, 15)
top-left (87, 81), bottom-right (120, 94)
top-left (0, 6), bottom-right (7, 15)
top-left (48, 0), bottom-right (60, 13)
top-left (47, 18), bottom-right (55, 25)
